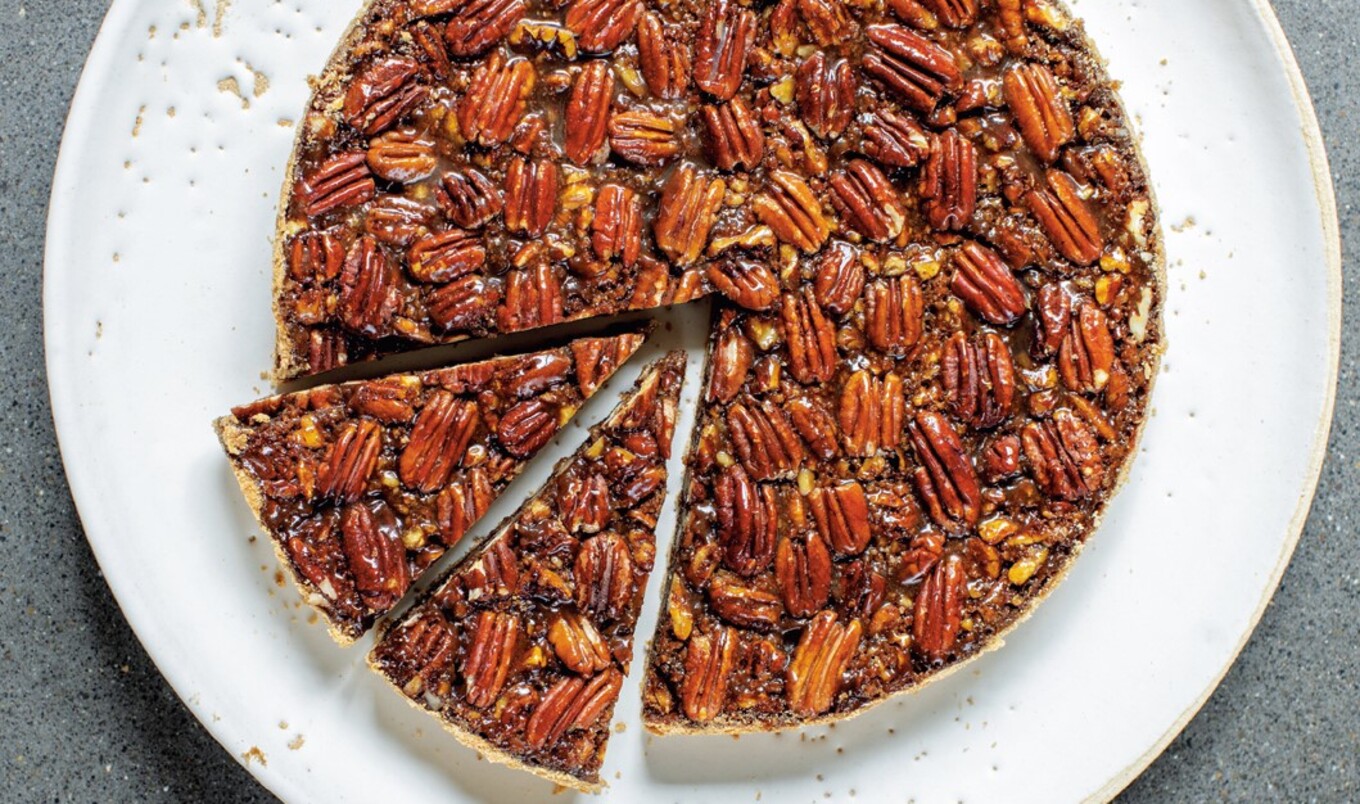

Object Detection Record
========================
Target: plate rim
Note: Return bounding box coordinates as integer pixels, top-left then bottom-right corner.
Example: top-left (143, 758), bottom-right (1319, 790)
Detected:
top-left (41, 1), bottom-right (1343, 801)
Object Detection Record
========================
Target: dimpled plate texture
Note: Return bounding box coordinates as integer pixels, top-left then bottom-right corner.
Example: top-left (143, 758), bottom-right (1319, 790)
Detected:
top-left (44, 0), bottom-right (1338, 801)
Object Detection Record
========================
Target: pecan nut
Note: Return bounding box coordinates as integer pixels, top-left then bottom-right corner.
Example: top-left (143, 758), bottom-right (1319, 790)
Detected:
top-left (728, 397), bottom-right (807, 481)
top-left (564, 60), bottom-right (615, 165)
top-left (572, 334), bottom-right (638, 397)
top-left (707, 258), bottom-right (780, 311)
top-left (839, 560), bottom-right (886, 618)
top-left (366, 128), bottom-right (437, 183)
top-left (503, 157), bottom-right (558, 236)
top-left (526, 669), bottom-right (624, 748)
top-left (497, 397), bottom-right (561, 458)
top-left (350, 377), bottom-right (418, 423)
top-left (909, 410), bottom-right (982, 530)
top-left (338, 236), bottom-right (398, 337)
top-left (400, 391), bottom-right (481, 493)
top-left (913, 552), bottom-right (964, 661)
top-left (1034, 281), bottom-right (1072, 358)
top-left (952, 240), bottom-right (1027, 326)
top-left (754, 171), bottom-right (830, 253)
top-left (380, 612), bottom-right (455, 695)
top-left (458, 536), bottom-right (521, 599)
top-left (680, 627), bottom-right (738, 722)
top-left (343, 57), bottom-right (426, 136)
top-left (463, 610), bottom-right (520, 708)
top-left (709, 573), bottom-right (784, 630)
top-left (830, 159), bottom-right (906, 242)
top-left (300, 152), bottom-right (375, 218)
top-left (591, 184), bottom-right (643, 267)
top-left (862, 24), bottom-right (963, 114)
top-left (1022, 408), bottom-right (1104, 500)
top-left (575, 531), bottom-right (635, 621)
top-left (428, 274), bottom-right (499, 333)
top-left (1004, 61), bottom-right (1074, 163)
top-left (608, 109), bottom-right (681, 166)
top-left (497, 264), bottom-right (565, 330)
top-left (407, 229), bottom-right (485, 284)
top-left (1058, 300), bottom-right (1115, 393)
top-left (838, 370), bottom-right (905, 457)
top-left (921, 128), bottom-right (977, 232)
top-left (458, 52), bottom-right (535, 147)
top-left (808, 480), bottom-right (872, 556)
top-left (701, 98), bottom-right (765, 172)
top-left (436, 468), bottom-right (493, 545)
top-left (708, 326), bottom-right (755, 403)
top-left (288, 230), bottom-right (345, 283)
top-left (781, 287), bottom-right (837, 384)
top-left (637, 12), bottom-right (690, 99)
top-left (715, 464), bottom-right (778, 576)
top-left (796, 52), bottom-right (856, 140)
top-left (437, 169), bottom-right (503, 229)
top-left (548, 611), bottom-right (612, 674)
top-left (1025, 169), bottom-right (1103, 266)
top-left (862, 108), bottom-right (930, 169)
top-left (918, 0), bottom-right (977, 27)
top-left (559, 471), bottom-right (611, 534)
top-left (775, 534), bottom-right (832, 618)
top-left (981, 434), bottom-right (1023, 484)
top-left (564, 0), bottom-right (642, 53)
top-left (786, 610), bottom-right (862, 717)
top-left (864, 275), bottom-right (924, 355)
top-left (443, 0), bottom-right (526, 56)
top-left (341, 501), bottom-right (410, 611)
top-left (787, 395), bottom-right (840, 460)
top-left (897, 530), bottom-right (944, 583)
top-left (943, 331), bottom-right (1016, 429)
top-left (813, 242), bottom-right (864, 316)
top-left (693, 0), bottom-right (756, 101)
top-left (654, 164), bottom-right (725, 266)
top-left (798, 0), bottom-right (856, 47)
top-left (316, 418), bottom-right (382, 501)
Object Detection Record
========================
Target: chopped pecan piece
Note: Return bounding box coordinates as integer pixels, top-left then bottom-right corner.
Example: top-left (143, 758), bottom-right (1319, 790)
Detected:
top-left (909, 411), bottom-right (982, 530)
top-left (942, 331), bottom-right (1016, 429)
top-left (796, 52), bottom-right (856, 140)
top-left (564, 60), bottom-right (614, 165)
top-left (830, 159), bottom-right (906, 242)
top-left (786, 611), bottom-right (861, 717)
top-left (952, 240), bottom-right (1027, 325)
top-left (921, 128), bottom-right (977, 232)
top-left (1026, 169), bottom-right (1103, 266)
top-left (654, 164), bottom-right (725, 266)
top-left (693, 0), bottom-right (756, 101)
top-left (1004, 62), bottom-right (1074, 163)
top-left (862, 24), bottom-right (962, 114)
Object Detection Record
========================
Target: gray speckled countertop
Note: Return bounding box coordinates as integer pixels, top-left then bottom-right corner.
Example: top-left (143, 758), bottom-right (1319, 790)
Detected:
top-left (1, 1), bottom-right (1354, 800)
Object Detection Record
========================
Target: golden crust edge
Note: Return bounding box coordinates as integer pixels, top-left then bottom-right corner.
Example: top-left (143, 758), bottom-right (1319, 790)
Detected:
top-left (640, 9), bottom-right (1170, 736)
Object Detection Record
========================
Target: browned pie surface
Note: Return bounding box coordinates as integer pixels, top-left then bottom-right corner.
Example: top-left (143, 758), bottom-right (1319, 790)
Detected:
top-left (370, 352), bottom-right (686, 790)
top-left (215, 332), bottom-right (644, 642)
top-left (638, 0), bottom-right (1164, 731)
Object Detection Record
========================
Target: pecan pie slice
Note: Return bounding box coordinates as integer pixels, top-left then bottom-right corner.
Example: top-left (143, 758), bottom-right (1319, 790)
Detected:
top-left (640, 1), bottom-right (1165, 732)
top-left (215, 332), bottom-right (644, 643)
top-left (371, 352), bottom-right (686, 790)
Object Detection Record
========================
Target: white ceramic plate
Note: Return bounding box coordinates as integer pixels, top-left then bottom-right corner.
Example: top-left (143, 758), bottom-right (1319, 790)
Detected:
top-left (45, 1), bottom-right (1339, 801)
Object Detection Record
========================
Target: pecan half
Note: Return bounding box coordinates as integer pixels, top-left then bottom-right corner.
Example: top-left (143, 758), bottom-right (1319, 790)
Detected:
top-left (458, 52), bottom-right (535, 147)
top-left (443, 0), bottom-right (525, 56)
top-left (796, 52), bottom-right (856, 140)
top-left (710, 574), bottom-right (784, 630)
top-left (1022, 408), bottom-right (1103, 500)
top-left (436, 468), bottom-right (493, 545)
top-left (701, 98), bottom-right (765, 172)
top-left (776, 534), bottom-right (832, 618)
top-left (288, 230), bottom-right (345, 283)
top-left (952, 240), bottom-right (1027, 326)
top-left (608, 109), bottom-right (681, 166)
top-left (316, 419), bottom-right (381, 501)
top-left (981, 434), bottom-right (1023, 484)
top-left (693, 0), bottom-right (756, 101)
top-left (681, 627), bottom-right (738, 722)
top-left (998, 0), bottom-right (1027, 53)
top-left (367, 128), bottom-right (437, 183)
top-left (407, 229), bottom-right (485, 284)
top-left (913, 553), bottom-right (964, 661)
top-left (754, 171), bottom-right (830, 253)
top-left (918, 0), bottom-right (977, 27)
top-left (341, 501), bottom-right (409, 611)
top-left (1058, 300), bottom-right (1115, 393)
top-left (830, 159), bottom-right (906, 242)
top-left (591, 184), bottom-right (643, 267)
top-left (715, 465), bottom-right (778, 576)
top-left (1034, 281), bottom-right (1072, 358)
top-left (350, 377), bottom-right (418, 423)
top-left (363, 196), bottom-right (430, 247)
top-left (498, 264), bottom-right (564, 330)
top-left (503, 157), bottom-right (558, 236)
top-left (563, 60), bottom-right (614, 165)
top-left (838, 370), bottom-right (905, 457)
top-left (338, 236), bottom-right (398, 337)
top-left (867, 111), bottom-right (931, 174)
top-left (564, 0), bottom-right (642, 53)
top-left (497, 397), bottom-right (561, 458)
top-left (654, 164), bottom-right (725, 266)
top-left (708, 258), bottom-right (780, 311)
top-left (921, 128), bottom-right (977, 232)
top-left (400, 391), bottom-right (481, 493)
top-left (897, 530), bottom-right (944, 583)
top-left (798, 0), bottom-right (856, 46)
top-left (382, 612), bottom-right (455, 694)
top-left (548, 611), bottom-right (612, 674)
top-left (1025, 169), bottom-right (1103, 266)
top-left (559, 471), bottom-right (611, 534)
top-left (575, 531), bottom-right (635, 621)
top-left (862, 24), bottom-right (962, 114)
top-left (781, 287), bottom-right (837, 384)
top-left (943, 331), bottom-right (1015, 429)
top-left (813, 242), bottom-right (864, 315)
top-left (459, 536), bottom-right (521, 599)
top-left (909, 410), bottom-right (982, 530)
top-left (787, 395), bottom-right (840, 460)
top-left (1004, 62), bottom-right (1074, 163)
top-left (572, 335), bottom-right (636, 397)
top-left (428, 274), bottom-right (499, 333)
top-left (708, 326), bottom-right (755, 404)
top-left (343, 57), bottom-right (426, 136)
top-left (864, 275), bottom-right (924, 356)
top-left (463, 610), bottom-right (520, 709)
top-left (526, 669), bottom-right (624, 748)
top-left (808, 480), bottom-right (872, 556)
top-left (438, 169), bottom-right (503, 229)
top-left (787, 610), bottom-right (861, 717)
top-left (637, 12), bottom-right (690, 99)
top-left (301, 152), bottom-right (375, 218)
top-left (840, 560), bottom-right (886, 619)
top-left (729, 397), bottom-right (806, 480)
top-left (409, 19), bottom-right (452, 80)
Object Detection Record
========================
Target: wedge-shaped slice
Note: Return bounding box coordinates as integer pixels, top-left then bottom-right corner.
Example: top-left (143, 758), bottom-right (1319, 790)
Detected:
top-left (215, 332), bottom-right (645, 643)
top-left (370, 351), bottom-right (686, 791)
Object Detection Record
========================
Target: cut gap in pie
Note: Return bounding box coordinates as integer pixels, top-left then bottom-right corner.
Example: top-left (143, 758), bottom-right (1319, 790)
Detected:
top-left (215, 331), bottom-right (646, 643)
top-left (370, 351), bottom-right (687, 791)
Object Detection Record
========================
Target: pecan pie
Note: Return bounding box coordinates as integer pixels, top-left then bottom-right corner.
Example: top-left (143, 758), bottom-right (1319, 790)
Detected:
top-left (370, 352), bottom-right (686, 790)
top-left (637, 1), bottom-right (1165, 731)
top-left (215, 332), bottom-right (644, 643)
